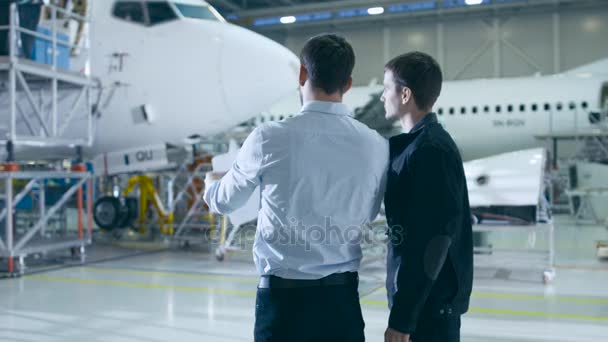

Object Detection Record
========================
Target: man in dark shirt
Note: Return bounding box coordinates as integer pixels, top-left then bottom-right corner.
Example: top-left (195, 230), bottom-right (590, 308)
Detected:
top-left (381, 52), bottom-right (473, 342)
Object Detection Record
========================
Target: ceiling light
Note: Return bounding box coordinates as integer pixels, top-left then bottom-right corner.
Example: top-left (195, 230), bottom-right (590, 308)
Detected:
top-left (367, 7), bottom-right (385, 15)
top-left (465, 0), bottom-right (484, 5)
top-left (280, 16), bottom-right (296, 24)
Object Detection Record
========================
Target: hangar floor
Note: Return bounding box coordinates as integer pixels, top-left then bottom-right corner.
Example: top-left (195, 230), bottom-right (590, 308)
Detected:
top-left (1, 215), bottom-right (607, 342)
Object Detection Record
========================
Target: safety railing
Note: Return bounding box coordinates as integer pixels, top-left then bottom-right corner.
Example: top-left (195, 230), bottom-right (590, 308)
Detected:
top-left (0, 0), bottom-right (95, 149)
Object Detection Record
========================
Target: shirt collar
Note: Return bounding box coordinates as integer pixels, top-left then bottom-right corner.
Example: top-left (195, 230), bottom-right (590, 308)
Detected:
top-left (410, 112), bottom-right (438, 133)
top-left (300, 101), bottom-right (353, 117)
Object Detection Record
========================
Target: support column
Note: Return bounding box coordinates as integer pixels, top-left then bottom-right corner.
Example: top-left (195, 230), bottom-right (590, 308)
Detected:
top-left (493, 18), bottom-right (502, 78)
top-left (552, 12), bottom-right (561, 74)
top-left (51, 6), bottom-right (58, 137)
top-left (72, 164), bottom-right (87, 241)
top-left (3, 144), bottom-right (18, 274)
top-left (9, 3), bottom-right (17, 143)
top-left (383, 26), bottom-right (391, 65)
top-left (436, 22), bottom-right (445, 72)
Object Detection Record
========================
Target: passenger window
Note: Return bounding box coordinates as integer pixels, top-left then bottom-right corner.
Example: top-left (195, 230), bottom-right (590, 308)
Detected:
top-left (520, 104), bottom-right (525, 112)
top-left (113, 1), bottom-right (145, 24)
top-left (544, 103), bottom-right (551, 111)
top-left (438, 108), bottom-right (444, 115)
top-left (569, 102), bottom-right (576, 110)
top-left (507, 105), bottom-right (513, 113)
top-left (460, 107), bottom-right (466, 115)
top-left (472, 106), bottom-right (478, 114)
top-left (556, 103), bottom-right (563, 111)
top-left (495, 105), bottom-right (501, 113)
top-left (147, 2), bottom-right (178, 25)
top-left (582, 101), bottom-right (589, 109)
top-left (483, 105), bottom-right (490, 113)
top-left (532, 104), bottom-right (538, 111)
top-left (449, 108), bottom-right (455, 115)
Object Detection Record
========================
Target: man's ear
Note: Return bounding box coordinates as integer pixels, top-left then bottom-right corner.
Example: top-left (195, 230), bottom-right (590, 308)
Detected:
top-left (401, 87), bottom-right (412, 105)
top-left (299, 65), bottom-right (307, 87)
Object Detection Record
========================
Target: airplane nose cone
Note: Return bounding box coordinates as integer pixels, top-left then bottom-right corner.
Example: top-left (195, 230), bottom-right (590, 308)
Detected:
top-left (220, 25), bottom-right (300, 120)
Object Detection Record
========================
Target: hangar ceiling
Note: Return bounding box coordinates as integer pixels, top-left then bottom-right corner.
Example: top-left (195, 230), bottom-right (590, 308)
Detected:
top-left (206, 0), bottom-right (608, 31)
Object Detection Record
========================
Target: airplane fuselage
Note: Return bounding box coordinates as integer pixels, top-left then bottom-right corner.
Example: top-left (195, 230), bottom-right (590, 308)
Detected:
top-left (268, 72), bottom-right (608, 161)
top-left (435, 75), bottom-right (607, 160)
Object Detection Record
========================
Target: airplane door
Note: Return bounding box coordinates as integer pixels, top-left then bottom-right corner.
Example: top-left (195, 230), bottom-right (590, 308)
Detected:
top-left (92, 1), bottom-right (147, 118)
top-left (87, 0), bottom-right (150, 153)
top-left (93, 1), bottom-right (147, 102)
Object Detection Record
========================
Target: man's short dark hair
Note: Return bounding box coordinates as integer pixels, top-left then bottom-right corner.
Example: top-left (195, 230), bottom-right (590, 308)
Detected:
top-left (300, 34), bottom-right (355, 94)
top-left (385, 52), bottom-right (443, 110)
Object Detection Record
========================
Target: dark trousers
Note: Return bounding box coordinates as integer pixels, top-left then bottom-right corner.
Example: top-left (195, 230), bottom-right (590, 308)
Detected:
top-left (411, 313), bottom-right (461, 342)
top-left (254, 283), bottom-right (365, 342)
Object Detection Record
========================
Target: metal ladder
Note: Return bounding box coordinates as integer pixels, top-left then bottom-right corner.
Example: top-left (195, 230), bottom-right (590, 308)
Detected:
top-left (169, 160), bottom-right (217, 246)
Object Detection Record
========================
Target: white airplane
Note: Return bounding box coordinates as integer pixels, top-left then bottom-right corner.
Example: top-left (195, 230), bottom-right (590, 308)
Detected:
top-left (264, 58), bottom-right (608, 162)
top-left (0, 0), bottom-right (300, 174)
top-left (248, 59), bottom-right (608, 229)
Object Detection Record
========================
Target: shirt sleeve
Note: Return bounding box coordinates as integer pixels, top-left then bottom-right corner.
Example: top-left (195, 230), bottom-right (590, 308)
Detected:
top-left (204, 127), bottom-right (266, 214)
top-left (369, 142), bottom-right (389, 223)
top-left (388, 146), bottom-right (464, 334)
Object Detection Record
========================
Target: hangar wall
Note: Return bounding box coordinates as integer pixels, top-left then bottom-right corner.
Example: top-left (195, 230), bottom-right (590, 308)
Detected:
top-left (261, 6), bottom-right (608, 86)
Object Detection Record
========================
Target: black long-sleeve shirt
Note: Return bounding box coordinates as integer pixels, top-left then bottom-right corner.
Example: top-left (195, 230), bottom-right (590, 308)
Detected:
top-left (384, 113), bottom-right (473, 334)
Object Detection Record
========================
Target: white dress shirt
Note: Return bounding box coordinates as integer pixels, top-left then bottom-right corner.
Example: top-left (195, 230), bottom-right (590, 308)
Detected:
top-left (204, 101), bottom-right (389, 279)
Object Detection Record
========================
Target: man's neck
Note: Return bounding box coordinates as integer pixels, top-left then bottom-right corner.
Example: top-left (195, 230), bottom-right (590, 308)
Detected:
top-left (400, 109), bottom-right (429, 132)
top-left (301, 86), bottom-right (343, 104)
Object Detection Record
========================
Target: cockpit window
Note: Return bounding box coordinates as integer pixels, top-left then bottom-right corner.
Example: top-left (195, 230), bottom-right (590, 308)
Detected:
top-left (174, 3), bottom-right (224, 21)
top-left (147, 2), bottom-right (178, 25)
top-left (113, 2), bottom-right (146, 24)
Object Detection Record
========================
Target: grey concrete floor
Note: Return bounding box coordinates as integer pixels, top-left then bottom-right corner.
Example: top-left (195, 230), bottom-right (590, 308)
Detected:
top-left (1, 215), bottom-right (607, 341)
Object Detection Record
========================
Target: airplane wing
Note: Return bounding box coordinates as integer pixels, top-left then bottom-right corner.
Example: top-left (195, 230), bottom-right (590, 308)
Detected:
top-left (464, 148), bottom-right (548, 224)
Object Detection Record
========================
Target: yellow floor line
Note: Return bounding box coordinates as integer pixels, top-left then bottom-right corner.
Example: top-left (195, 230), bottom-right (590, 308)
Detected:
top-left (369, 286), bottom-right (608, 305)
top-left (24, 275), bottom-right (608, 323)
top-left (466, 308), bottom-right (608, 322)
top-left (27, 275), bottom-right (256, 297)
top-left (555, 265), bottom-right (608, 271)
top-left (471, 292), bottom-right (608, 304)
top-left (360, 299), bottom-right (608, 322)
top-left (79, 267), bottom-right (258, 284)
top-left (61, 267), bottom-right (608, 305)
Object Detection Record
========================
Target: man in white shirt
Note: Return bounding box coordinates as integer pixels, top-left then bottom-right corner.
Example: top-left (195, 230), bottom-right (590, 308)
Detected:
top-left (204, 34), bottom-right (389, 342)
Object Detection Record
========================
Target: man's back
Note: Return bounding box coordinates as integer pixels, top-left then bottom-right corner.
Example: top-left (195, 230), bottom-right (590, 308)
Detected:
top-left (253, 101), bottom-right (388, 279)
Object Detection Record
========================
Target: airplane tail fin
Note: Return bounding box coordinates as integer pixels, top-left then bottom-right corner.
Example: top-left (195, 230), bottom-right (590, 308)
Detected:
top-left (565, 58), bottom-right (608, 75)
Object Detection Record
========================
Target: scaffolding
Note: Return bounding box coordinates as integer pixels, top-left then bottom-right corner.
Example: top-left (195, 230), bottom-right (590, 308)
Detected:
top-left (0, 169), bottom-right (93, 276)
top-left (0, 1), bottom-right (96, 276)
top-left (169, 159), bottom-right (219, 247)
top-left (0, 1), bottom-right (95, 153)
